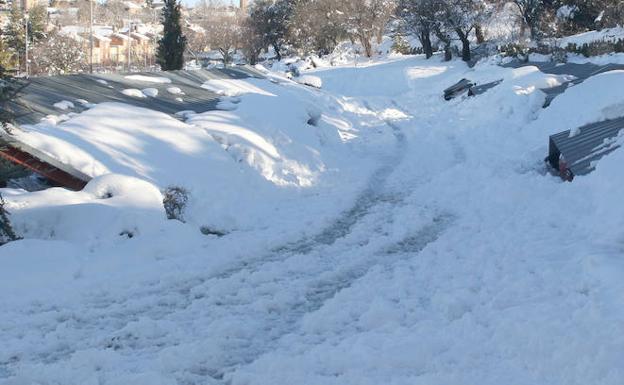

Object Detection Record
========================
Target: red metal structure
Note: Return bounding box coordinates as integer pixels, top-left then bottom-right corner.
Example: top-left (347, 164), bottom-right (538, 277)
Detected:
top-left (0, 134), bottom-right (91, 191)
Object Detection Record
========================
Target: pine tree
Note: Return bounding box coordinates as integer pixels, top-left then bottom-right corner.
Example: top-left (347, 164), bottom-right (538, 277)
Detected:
top-left (0, 66), bottom-right (20, 245)
top-left (5, 3), bottom-right (47, 73)
top-left (156, 0), bottom-right (187, 71)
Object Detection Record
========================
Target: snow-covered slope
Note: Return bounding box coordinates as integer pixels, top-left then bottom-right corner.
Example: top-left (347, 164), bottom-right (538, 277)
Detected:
top-left (3, 75), bottom-right (392, 240)
top-left (1, 55), bottom-right (624, 385)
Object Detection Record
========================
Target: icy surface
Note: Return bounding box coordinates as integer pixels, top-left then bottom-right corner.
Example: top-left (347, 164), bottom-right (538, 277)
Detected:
top-left (2, 55), bottom-right (624, 385)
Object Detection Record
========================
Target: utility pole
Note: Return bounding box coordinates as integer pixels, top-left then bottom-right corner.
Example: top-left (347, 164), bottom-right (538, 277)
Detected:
top-left (126, 12), bottom-right (131, 72)
top-left (24, 12), bottom-right (29, 78)
top-left (89, 0), bottom-right (93, 73)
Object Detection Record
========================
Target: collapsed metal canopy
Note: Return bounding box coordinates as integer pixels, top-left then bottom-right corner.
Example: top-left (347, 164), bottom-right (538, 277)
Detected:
top-left (502, 61), bottom-right (624, 107)
top-left (1, 66), bottom-right (263, 190)
top-left (6, 66), bottom-right (261, 125)
top-left (0, 131), bottom-right (91, 190)
top-left (547, 117), bottom-right (624, 180)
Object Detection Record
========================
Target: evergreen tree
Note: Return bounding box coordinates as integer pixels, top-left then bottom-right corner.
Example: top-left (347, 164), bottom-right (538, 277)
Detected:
top-left (249, 0), bottom-right (295, 61)
top-left (5, 3), bottom-right (47, 73)
top-left (0, 32), bottom-right (14, 71)
top-left (156, 0), bottom-right (187, 71)
top-left (0, 65), bottom-right (20, 244)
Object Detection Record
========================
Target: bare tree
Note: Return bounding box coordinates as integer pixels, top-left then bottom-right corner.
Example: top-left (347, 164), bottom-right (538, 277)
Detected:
top-left (185, 25), bottom-right (210, 54)
top-left (241, 16), bottom-right (265, 64)
top-left (29, 31), bottom-right (87, 75)
top-left (201, 12), bottom-right (243, 65)
top-left (248, 0), bottom-right (294, 61)
top-left (436, 0), bottom-right (487, 61)
top-left (398, 0), bottom-right (438, 58)
top-left (97, 0), bottom-right (129, 29)
top-left (290, 0), bottom-right (346, 56)
top-left (511, 0), bottom-right (549, 39)
top-left (340, 0), bottom-right (397, 57)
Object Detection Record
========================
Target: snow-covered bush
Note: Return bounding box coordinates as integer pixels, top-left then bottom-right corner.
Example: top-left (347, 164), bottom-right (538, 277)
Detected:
top-left (565, 39), bottom-right (624, 57)
top-left (297, 75), bottom-right (323, 89)
top-left (163, 186), bottom-right (189, 222)
top-left (499, 42), bottom-right (530, 59)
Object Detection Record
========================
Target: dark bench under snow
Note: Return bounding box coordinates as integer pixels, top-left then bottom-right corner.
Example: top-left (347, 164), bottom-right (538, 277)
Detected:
top-left (443, 79), bottom-right (475, 100)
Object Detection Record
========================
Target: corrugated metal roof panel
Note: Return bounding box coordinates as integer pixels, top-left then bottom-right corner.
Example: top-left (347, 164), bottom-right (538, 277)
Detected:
top-left (7, 67), bottom-right (258, 126)
top-left (549, 117), bottom-right (624, 177)
top-left (503, 61), bottom-right (624, 107)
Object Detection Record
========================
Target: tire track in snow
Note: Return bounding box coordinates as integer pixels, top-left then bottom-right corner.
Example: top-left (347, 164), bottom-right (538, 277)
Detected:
top-left (182, 213), bottom-right (454, 383)
top-left (0, 100), bottom-right (446, 384)
top-left (202, 99), bottom-right (409, 280)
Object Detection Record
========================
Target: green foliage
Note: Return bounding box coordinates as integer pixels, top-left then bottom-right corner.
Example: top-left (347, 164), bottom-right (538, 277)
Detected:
top-left (156, 0), bottom-right (187, 71)
top-left (391, 35), bottom-right (412, 55)
top-left (499, 43), bottom-right (530, 59)
top-left (0, 35), bottom-right (14, 72)
top-left (0, 70), bottom-right (19, 245)
top-left (4, 3), bottom-right (47, 73)
top-left (566, 39), bottom-right (624, 58)
top-left (0, 193), bottom-right (19, 245)
top-left (249, 0), bottom-right (294, 61)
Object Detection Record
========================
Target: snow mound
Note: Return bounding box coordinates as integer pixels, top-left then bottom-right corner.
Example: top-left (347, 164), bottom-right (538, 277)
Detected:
top-left (5, 174), bottom-right (165, 243)
top-left (75, 99), bottom-right (97, 109)
top-left (9, 73), bottom-right (352, 230)
top-left (200, 79), bottom-right (272, 97)
top-left (53, 100), bottom-right (75, 110)
top-left (125, 75), bottom-right (172, 84)
top-left (121, 89), bottom-right (147, 98)
top-left (296, 75), bottom-right (323, 89)
top-left (167, 87), bottom-right (184, 95)
top-left (142, 88), bottom-right (159, 97)
top-left (537, 70), bottom-right (624, 135)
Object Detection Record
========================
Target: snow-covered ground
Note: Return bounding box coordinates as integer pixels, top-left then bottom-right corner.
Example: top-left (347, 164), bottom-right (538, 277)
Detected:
top-left (2, 54), bottom-right (624, 385)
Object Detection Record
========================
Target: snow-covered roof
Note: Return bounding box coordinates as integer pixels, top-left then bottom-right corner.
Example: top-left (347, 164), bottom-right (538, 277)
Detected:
top-left (131, 32), bottom-right (150, 41)
top-left (124, 1), bottom-right (143, 9)
top-left (92, 34), bottom-right (111, 42)
top-left (111, 33), bottom-right (132, 41)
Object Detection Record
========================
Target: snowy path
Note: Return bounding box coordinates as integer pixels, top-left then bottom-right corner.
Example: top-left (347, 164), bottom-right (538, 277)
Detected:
top-left (0, 89), bottom-right (458, 383)
top-left (3, 57), bottom-right (624, 385)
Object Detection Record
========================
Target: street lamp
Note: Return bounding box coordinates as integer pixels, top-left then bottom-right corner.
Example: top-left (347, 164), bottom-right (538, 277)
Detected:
top-left (89, 0), bottom-right (94, 73)
top-left (126, 14), bottom-right (132, 72)
top-left (24, 12), bottom-right (29, 78)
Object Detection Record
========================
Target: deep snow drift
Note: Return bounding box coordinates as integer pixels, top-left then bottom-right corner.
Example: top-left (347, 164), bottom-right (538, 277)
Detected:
top-left (1, 56), bottom-right (624, 385)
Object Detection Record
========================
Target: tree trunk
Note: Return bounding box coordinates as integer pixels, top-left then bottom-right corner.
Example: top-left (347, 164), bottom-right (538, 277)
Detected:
top-left (272, 43), bottom-right (282, 61)
top-left (456, 29), bottom-right (471, 62)
top-left (433, 27), bottom-right (452, 61)
top-left (220, 48), bottom-right (228, 67)
top-left (475, 24), bottom-right (485, 44)
top-left (444, 44), bottom-right (452, 61)
top-left (419, 28), bottom-right (433, 59)
top-left (359, 33), bottom-right (373, 58)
